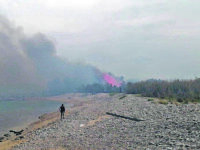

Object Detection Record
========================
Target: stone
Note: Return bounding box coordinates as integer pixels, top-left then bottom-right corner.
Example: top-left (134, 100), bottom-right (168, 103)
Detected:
top-left (4, 133), bottom-right (10, 137)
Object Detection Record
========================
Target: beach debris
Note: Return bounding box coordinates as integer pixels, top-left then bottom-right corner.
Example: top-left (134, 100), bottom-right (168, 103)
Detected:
top-left (119, 95), bottom-right (127, 99)
top-left (80, 124), bottom-right (85, 127)
top-left (15, 136), bottom-right (24, 141)
top-left (4, 133), bottom-right (10, 137)
top-left (0, 137), bottom-right (4, 142)
top-left (9, 129), bottom-right (24, 136)
top-left (106, 112), bottom-right (144, 121)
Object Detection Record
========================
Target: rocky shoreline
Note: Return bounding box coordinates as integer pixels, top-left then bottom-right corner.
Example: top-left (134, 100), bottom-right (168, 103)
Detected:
top-left (2, 93), bottom-right (200, 149)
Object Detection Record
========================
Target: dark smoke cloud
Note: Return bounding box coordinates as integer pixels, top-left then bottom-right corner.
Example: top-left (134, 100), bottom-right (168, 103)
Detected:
top-left (0, 15), bottom-right (45, 97)
top-left (0, 15), bottom-right (103, 98)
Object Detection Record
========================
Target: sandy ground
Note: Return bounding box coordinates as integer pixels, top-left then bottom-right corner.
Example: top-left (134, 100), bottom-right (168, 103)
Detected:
top-left (0, 93), bottom-right (115, 150)
top-left (0, 93), bottom-right (97, 150)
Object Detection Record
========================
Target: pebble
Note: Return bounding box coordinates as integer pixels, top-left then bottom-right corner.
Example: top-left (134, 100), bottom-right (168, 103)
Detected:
top-left (11, 94), bottom-right (200, 150)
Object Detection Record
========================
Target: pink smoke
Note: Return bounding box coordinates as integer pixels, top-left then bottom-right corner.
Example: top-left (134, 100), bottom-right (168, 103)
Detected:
top-left (103, 73), bottom-right (122, 87)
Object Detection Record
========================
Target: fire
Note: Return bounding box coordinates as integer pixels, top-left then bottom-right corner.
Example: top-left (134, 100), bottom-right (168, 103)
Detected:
top-left (103, 73), bottom-right (122, 87)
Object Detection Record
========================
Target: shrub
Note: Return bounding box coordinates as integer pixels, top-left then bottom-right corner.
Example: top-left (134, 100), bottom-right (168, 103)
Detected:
top-left (183, 100), bottom-right (189, 104)
top-left (148, 98), bottom-right (154, 101)
top-left (177, 98), bottom-right (184, 103)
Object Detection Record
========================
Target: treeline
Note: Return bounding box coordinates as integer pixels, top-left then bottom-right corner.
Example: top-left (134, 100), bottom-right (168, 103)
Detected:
top-left (77, 83), bottom-right (123, 94)
top-left (126, 78), bottom-right (200, 102)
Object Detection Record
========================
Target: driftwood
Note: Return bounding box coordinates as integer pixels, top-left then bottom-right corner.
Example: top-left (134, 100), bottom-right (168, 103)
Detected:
top-left (106, 112), bottom-right (144, 122)
top-left (9, 129), bottom-right (24, 136)
top-left (0, 137), bottom-right (4, 142)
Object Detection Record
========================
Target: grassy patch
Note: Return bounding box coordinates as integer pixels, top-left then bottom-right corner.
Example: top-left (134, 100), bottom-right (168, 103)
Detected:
top-left (170, 101), bottom-right (180, 106)
top-left (134, 94), bottom-right (142, 97)
top-left (190, 99), bottom-right (200, 103)
top-left (109, 93), bottom-right (117, 96)
top-left (166, 97), bottom-right (200, 104)
top-left (158, 100), bottom-right (168, 105)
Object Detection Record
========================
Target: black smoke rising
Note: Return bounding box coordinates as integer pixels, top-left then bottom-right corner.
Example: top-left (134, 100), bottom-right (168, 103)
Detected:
top-left (0, 16), bottom-right (45, 98)
top-left (0, 15), bottom-right (103, 98)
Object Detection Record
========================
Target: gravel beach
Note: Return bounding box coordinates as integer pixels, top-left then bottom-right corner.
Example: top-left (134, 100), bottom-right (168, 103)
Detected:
top-left (7, 94), bottom-right (200, 149)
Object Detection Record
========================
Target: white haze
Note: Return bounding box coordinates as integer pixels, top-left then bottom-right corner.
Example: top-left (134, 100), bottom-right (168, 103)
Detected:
top-left (0, 0), bottom-right (200, 80)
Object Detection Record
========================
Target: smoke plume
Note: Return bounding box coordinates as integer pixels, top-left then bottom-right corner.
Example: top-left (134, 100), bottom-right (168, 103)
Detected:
top-left (0, 15), bottom-right (104, 98)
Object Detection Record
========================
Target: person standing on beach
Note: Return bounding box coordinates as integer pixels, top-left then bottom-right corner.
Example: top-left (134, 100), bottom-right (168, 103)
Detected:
top-left (59, 104), bottom-right (65, 120)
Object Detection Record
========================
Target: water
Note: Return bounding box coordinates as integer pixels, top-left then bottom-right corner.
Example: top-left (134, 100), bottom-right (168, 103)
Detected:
top-left (0, 99), bottom-right (67, 135)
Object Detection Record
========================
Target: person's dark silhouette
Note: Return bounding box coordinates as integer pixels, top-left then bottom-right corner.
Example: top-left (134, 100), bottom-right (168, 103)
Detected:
top-left (59, 104), bottom-right (65, 120)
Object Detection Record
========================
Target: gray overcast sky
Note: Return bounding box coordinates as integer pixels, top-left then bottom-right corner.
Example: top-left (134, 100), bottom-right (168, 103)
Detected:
top-left (0, 0), bottom-right (200, 80)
